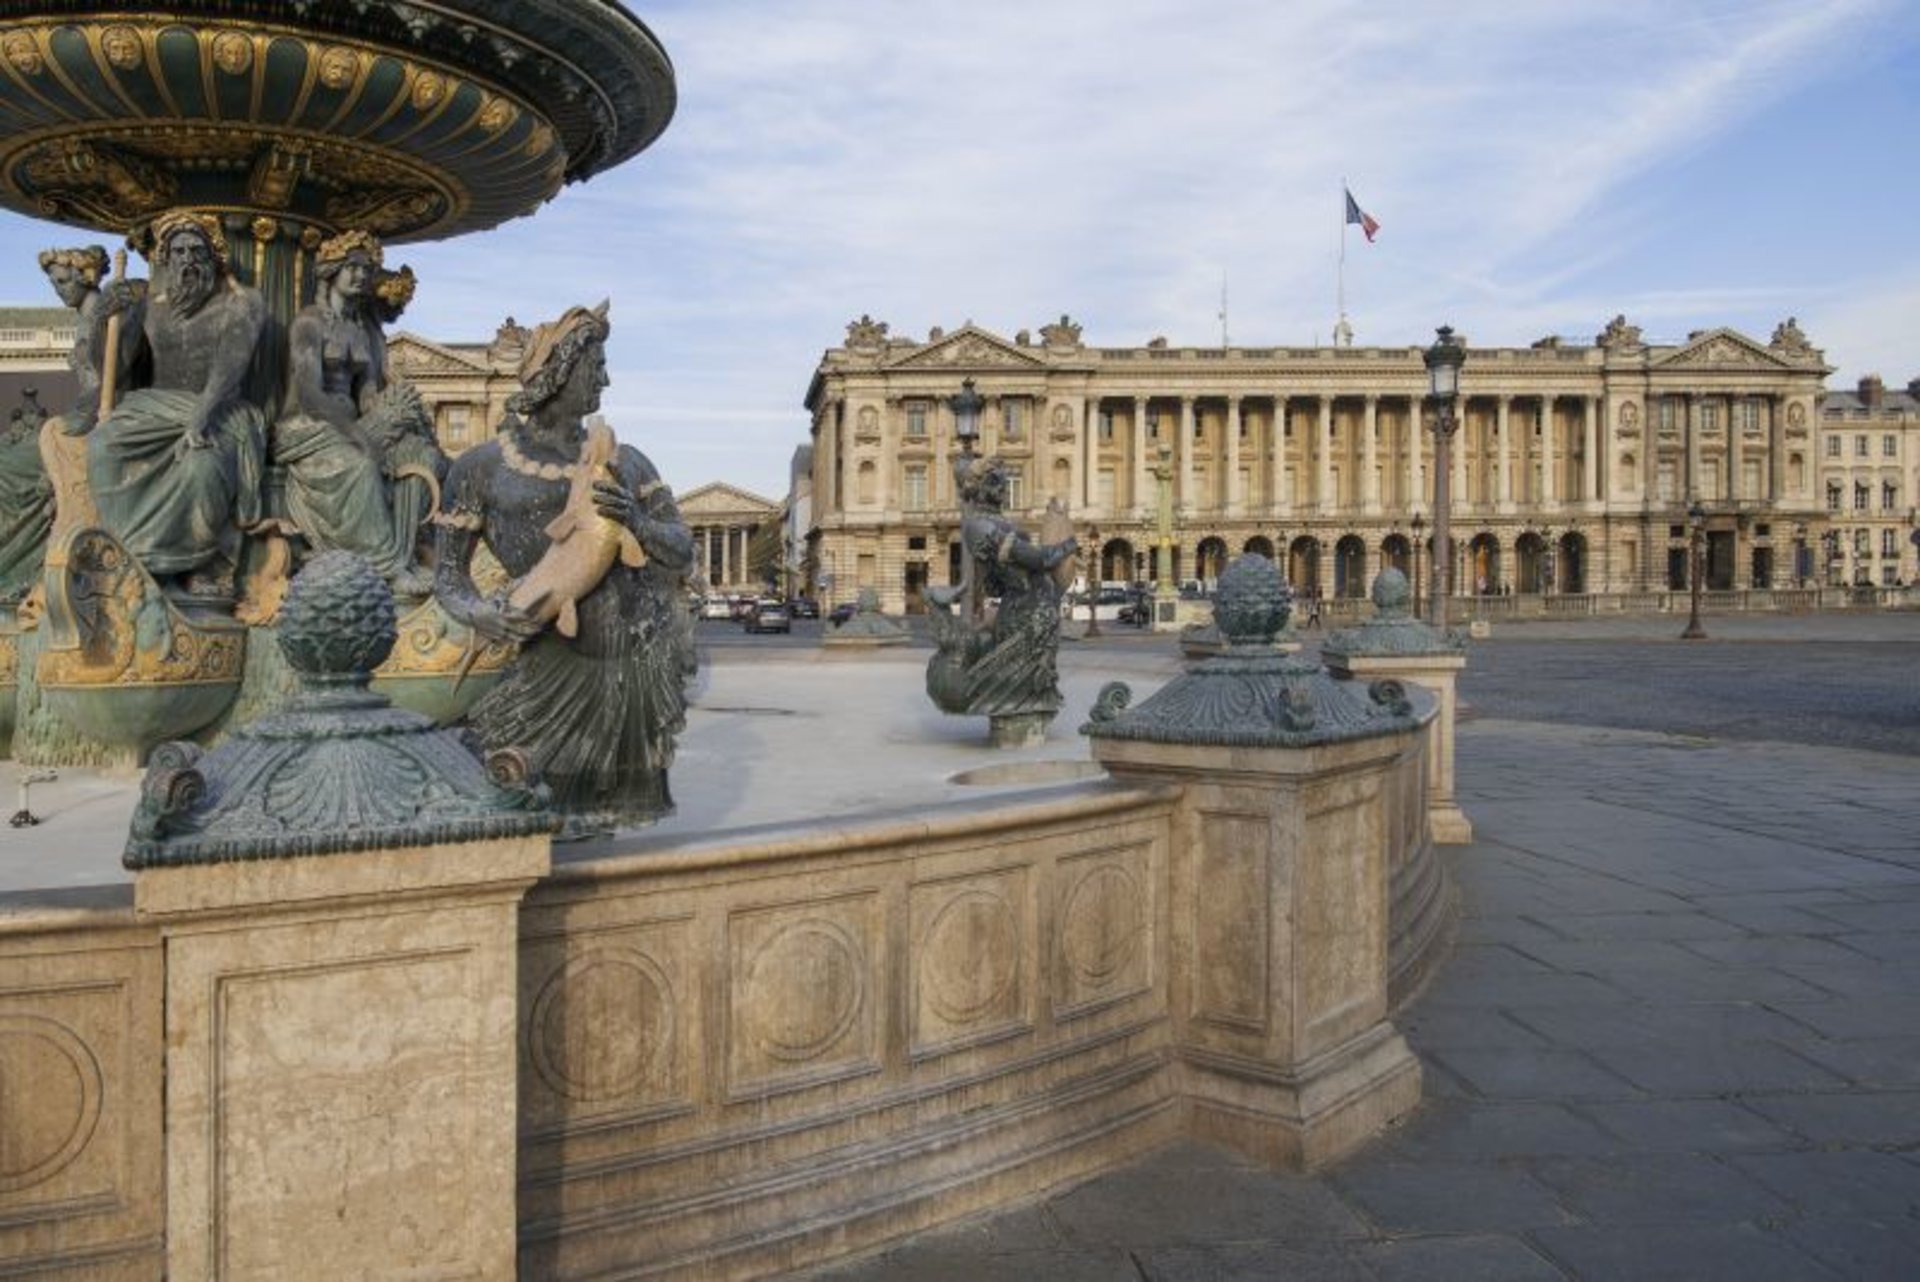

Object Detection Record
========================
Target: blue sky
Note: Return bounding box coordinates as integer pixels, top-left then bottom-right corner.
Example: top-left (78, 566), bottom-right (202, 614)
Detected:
top-left (2, 0), bottom-right (1916, 501)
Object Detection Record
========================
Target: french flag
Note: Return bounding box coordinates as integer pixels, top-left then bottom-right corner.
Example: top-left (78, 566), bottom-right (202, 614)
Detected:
top-left (1345, 188), bottom-right (1380, 242)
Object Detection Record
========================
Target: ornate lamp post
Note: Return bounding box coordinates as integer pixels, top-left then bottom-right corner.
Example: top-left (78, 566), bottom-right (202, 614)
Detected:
top-left (1541, 525), bottom-right (1556, 596)
top-left (1151, 442), bottom-right (1177, 624)
top-left (1423, 326), bottom-right (1466, 628)
top-left (1084, 524), bottom-right (1102, 638)
top-left (950, 377), bottom-right (983, 466)
top-left (949, 378), bottom-right (985, 623)
top-left (1681, 499), bottom-right (1708, 639)
top-left (1410, 511), bottom-right (1426, 619)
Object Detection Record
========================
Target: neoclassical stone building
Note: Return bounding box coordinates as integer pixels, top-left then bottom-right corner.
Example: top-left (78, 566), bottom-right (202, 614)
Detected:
top-left (1819, 375), bottom-right (1920, 587)
top-left (803, 314), bottom-right (1837, 613)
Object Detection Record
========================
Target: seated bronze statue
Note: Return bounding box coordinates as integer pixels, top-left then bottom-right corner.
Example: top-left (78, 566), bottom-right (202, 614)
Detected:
top-left (274, 229), bottom-right (443, 598)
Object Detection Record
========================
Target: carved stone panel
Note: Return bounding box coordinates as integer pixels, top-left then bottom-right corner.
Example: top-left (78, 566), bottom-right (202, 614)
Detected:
top-left (0, 934), bottom-right (162, 1272)
top-left (522, 917), bottom-right (694, 1134)
top-left (727, 893), bottom-right (881, 1099)
top-left (909, 867), bottom-right (1031, 1058)
top-left (1050, 844), bottom-right (1154, 1021)
top-left (1299, 775), bottom-right (1386, 1054)
top-left (1192, 811), bottom-right (1271, 1036)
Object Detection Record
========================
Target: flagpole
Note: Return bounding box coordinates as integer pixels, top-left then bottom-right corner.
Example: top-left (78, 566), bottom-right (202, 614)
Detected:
top-left (1337, 178), bottom-right (1347, 327)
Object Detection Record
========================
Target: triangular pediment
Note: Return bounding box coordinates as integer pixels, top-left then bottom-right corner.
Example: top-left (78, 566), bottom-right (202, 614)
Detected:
top-left (386, 332), bottom-right (496, 377)
top-left (1653, 328), bottom-right (1793, 372)
top-left (679, 481), bottom-right (781, 518)
top-left (885, 324), bottom-right (1048, 372)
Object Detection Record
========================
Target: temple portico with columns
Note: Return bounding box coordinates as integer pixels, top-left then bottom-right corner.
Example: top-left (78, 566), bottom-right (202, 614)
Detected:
top-left (803, 314), bottom-right (1836, 615)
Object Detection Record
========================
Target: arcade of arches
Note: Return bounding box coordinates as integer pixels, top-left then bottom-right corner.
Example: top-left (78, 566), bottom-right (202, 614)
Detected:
top-left (802, 315), bottom-right (1859, 613)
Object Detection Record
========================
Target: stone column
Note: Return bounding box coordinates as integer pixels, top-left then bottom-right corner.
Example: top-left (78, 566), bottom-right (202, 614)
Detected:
top-left (1495, 396), bottom-right (1512, 511)
top-left (1133, 397), bottom-right (1150, 515)
top-left (1454, 400), bottom-right (1470, 511)
top-left (1540, 397), bottom-right (1557, 508)
top-left (1086, 399), bottom-right (1100, 511)
top-left (1225, 396), bottom-right (1244, 514)
top-left (1686, 393), bottom-right (1701, 499)
top-left (1362, 395), bottom-right (1380, 513)
top-left (1272, 395), bottom-right (1290, 515)
top-left (1408, 397), bottom-right (1425, 514)
top-left (720, 524), bottom-right (733, 588)
top-left (1179, 397), bottom-right (1196, 513)
top-left (1316, 398), bottom-right (1334, 513)
top-left (1726, 396), bottom-right (1740, 502)
top-left (1582, 396), bottom-right (1599, 504)
top-left (1767, 394), bottom-right (1784, 502)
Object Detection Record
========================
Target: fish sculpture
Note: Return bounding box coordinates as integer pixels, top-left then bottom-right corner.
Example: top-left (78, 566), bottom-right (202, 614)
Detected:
top-left (509, 418), bottom-right (646, 637)
top-left (453, 419), bottom-right (644, 689)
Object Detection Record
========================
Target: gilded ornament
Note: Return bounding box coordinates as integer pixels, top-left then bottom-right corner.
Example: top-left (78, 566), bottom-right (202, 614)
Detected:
top-left (211, 31), bottom-right (253, 77)
top-left (3, 32), bottom-right (44, 76)
top-left (101, 26), bottom-right (143, 70)
top-left (318, 45), bottom-right (359, 90)
top-left (411, 70), bottom-right (447, 111)
top-left (477, 95), bottom-right (518, 134)
top-left (250, 216), bottom-right (279, 243)
top-left (525, 122), bottom-right (556, 158)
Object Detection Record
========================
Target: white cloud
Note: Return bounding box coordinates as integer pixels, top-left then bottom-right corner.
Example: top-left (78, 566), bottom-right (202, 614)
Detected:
top-left (0, 0), bottom-right (1910, 497)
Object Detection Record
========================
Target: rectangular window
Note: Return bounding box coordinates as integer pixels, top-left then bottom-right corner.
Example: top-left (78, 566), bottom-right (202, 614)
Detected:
top-left (1885, 484), bottom-right (1899, 511)
top-left (1656, 461), bottom-right (1677, 502)
top-left (1658, 398), bottom-right (1677, 432)
top-left (1856, 435), bottom-right (1869, 457)
top-left (1826, 437), bottom-right (1841, 458)
top-left (1885, 434), bottom-right (1899, 457)
top-left (1737, 400), bottom-right (1758, 433)
top-left (1700, 403), bottom-right (1719, 432)
top-left (903, 465), bottom-right (927, 511)
top-left (1099, 409), bottom-right (1114, 442)
top-left (1827, 483), bottom-right (1842, 512)
top-left (1147, 409), bottom-right (1160, 439)
top-left (906, 403), bottom-right (927, 436)
top-left (1002, 399), bottom-right (1023, 438)
top-left (1854, 484), bottom-right (1869, 511)
top-left (1885, 565), bottom-right (1899, 586)
top-left (1883, 529), bottom-right (1899, 557)
top-left (1006, 466), bottom-right (1026, 510)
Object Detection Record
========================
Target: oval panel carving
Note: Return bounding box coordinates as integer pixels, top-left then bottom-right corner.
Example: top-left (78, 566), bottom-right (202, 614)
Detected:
top-left (743, 921), bottom-right (864, 1062)
top-left (1061, 864), bottom-right (1144, 987)
top-left (923, 890), bottom-right (1019, 1024)
top-left (528, 950), bottom-right (674, 1102)
top-left (0, 1016), bottom-right (103, 1192)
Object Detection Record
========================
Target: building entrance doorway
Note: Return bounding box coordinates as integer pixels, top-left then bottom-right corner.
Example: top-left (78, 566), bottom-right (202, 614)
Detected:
top-left (904, 564), bottom-right (928, 614)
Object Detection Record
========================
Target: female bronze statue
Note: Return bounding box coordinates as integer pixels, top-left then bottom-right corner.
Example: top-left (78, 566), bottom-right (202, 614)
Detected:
top-left (276, 229), bottom-right (442, 596)
top-left (432, 304), bottom-right (695, 837)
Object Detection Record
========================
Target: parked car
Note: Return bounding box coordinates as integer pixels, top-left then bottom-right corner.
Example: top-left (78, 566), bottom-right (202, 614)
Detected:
top-left (699, 596), bottom-right (733, 620)
top-left (743, 599), bottom-right (791, 634)
top-left (788, 597), bottom-right (820, 619)
top-left (1062, 586), bottom-right (1133, 622)
top-left (828, 601), bottom-right (857, 626)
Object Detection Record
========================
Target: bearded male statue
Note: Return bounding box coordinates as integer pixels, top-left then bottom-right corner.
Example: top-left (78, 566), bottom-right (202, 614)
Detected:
top-left (86, 209), bottom-right (267, 598)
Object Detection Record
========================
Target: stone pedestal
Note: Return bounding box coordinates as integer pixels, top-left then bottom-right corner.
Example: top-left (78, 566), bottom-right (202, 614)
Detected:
top-left (1092, 734), bottom-right (1422, 1169)
top-left (136, 836), bottom-right (549, 1282)
top-left (1328, 651), bottom-right (1472, 844)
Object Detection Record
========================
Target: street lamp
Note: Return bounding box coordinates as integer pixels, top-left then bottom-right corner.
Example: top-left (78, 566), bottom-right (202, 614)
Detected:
top-left (1423, 326), bottom-right (1466, 628)
top-left (1681, 499), bottom-right (1708, 639)
top-left (1083, 524), bottom-right (1101, 638)
top-left (1541, 526), bottom-right (1556, 596)
top-left (950, 377), bottom-right (983, 464)
top-left (1410, 511), bottom-right (1426, 619)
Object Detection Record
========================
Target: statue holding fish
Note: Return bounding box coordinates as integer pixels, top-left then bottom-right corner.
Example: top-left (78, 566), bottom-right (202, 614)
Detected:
top-left (432, 303), bottom-right (695, 837)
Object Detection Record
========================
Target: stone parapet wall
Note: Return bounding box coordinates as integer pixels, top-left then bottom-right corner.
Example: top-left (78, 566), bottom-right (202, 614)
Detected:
top-left (0, 752), bottom-right (1443, 1279)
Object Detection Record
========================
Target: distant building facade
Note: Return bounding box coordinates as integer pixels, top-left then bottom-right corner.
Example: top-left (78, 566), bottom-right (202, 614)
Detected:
top-left (0, 305), bottom-right (78, 424)
top-left (1820, 375), bottom-right (1920, 587)
top-left (679, 482), bottom-right (781, 596)
top-left (804, 313), bottom-right (1848, 613)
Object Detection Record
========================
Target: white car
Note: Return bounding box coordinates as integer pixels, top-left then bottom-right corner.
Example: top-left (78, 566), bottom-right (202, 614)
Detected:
top-left (700, 597), bottom-right (733, 620)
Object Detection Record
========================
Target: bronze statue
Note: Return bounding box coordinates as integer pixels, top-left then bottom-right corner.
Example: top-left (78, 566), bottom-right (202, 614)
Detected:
top-left (275, 229), bottom-right (443, 597)
top-left (925, 457), bottom-right (1076, 746)
top-left (432, 303), bottom-right (695, 837)
top-left (0, 386), bottom-right (52, 605)
top-left (85, 210), bottom-right (267, 598)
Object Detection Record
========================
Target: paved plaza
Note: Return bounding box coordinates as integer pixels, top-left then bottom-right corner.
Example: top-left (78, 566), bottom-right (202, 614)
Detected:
top-left (800, 611), bottom-right (1920, 1281)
